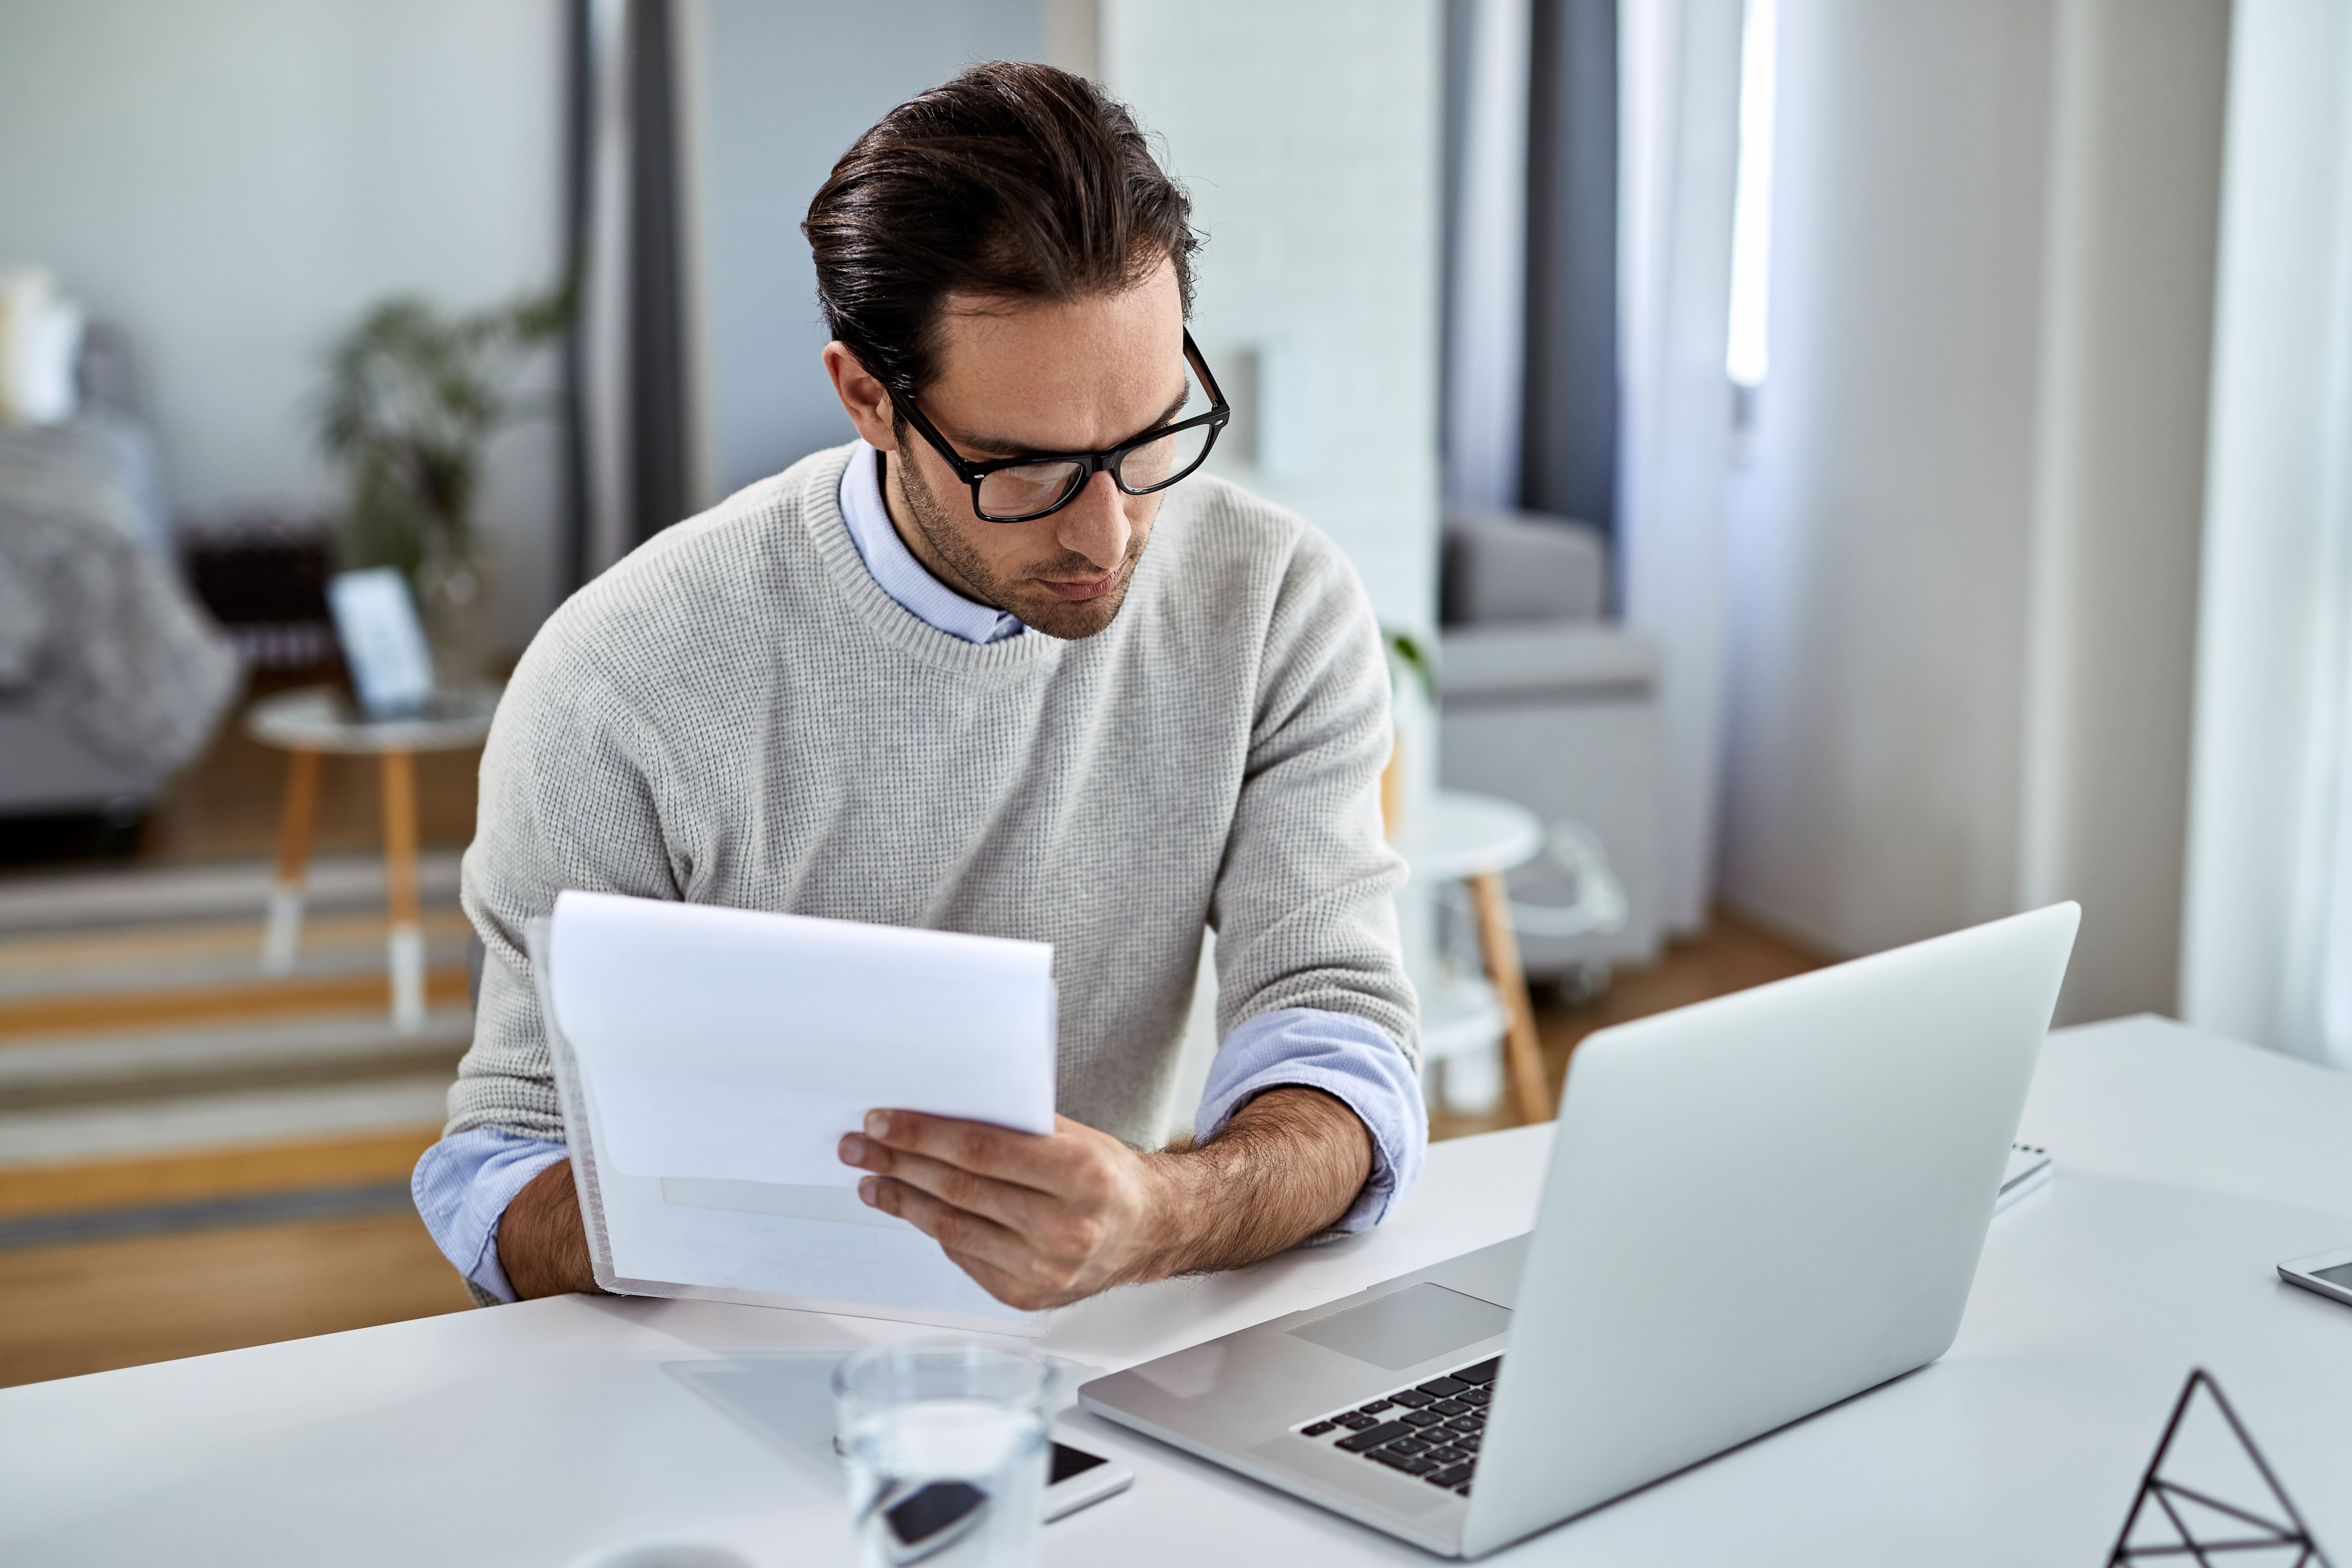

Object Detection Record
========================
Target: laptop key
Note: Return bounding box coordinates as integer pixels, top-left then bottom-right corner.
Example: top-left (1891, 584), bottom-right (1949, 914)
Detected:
top-left (1454, 1358), bottom-right (1502, 1384)
top-left (1389, 1438), bottom-right (1432, 1455)
top-left (1369, 1450), bottom-right (1438, 1475)
top-left (1401, 1410), bottom-right (1447, 1428)
top-left (1459, 1388), bottom-right (1492, 1407)
top-left (1430, 1398), bottom-right (1470, 1416)
top-left (1334, 1413), bottom-right (1379, 1431)
top-left (1335, 1421), bottom-right (1415, 1453)
top-left (1423, 1446), bottom-right (1466, 1465)
top-left (1388, 1390), bottom-right (1436, 1408)
top-left (1357, 1399), bottom-right (1394, 1414)
top-left (1416, 1376), bottom-right (1472, 1398)
top-left (1301, 1421), bottom-right (1337, 1437)
top-left (1444, 1416), bottom-right (1481, 1434)
top-left (1427, 1463), bottom-right (1474, 1488)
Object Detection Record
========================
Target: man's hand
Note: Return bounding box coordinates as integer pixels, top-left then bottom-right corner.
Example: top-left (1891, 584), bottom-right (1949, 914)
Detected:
top-left (838, 1086), bottom-right (1374, 1310)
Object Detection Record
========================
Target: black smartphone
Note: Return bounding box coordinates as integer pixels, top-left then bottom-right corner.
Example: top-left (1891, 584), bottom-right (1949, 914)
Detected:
top-left (880, 1441), bottom-right (1134, 1560)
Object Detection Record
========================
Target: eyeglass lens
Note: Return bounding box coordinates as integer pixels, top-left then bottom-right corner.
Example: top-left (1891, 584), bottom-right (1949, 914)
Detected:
top-left (974, 358), bottom-right (1220, 519)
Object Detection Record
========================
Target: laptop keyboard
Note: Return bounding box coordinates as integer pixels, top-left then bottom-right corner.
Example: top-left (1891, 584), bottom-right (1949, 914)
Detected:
top-left (1293, 1355), bottom-right (1501, 1496)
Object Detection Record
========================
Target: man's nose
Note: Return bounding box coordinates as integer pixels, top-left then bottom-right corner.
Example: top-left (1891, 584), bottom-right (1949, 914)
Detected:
top-left (1056, 469), bottom-right (1131, 573)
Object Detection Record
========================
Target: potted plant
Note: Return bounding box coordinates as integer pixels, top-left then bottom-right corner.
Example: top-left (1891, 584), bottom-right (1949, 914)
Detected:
top-left (316, 274), bottom-right (572, 686)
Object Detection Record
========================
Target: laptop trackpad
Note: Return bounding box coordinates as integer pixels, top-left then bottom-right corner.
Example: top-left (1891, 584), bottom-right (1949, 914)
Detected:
top-left (1288, 1283), bottom-right (1511, 1371)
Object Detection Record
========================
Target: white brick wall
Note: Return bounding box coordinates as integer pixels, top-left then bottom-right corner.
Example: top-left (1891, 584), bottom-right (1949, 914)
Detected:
top-left (1102, 0), bottom-right (1445, 634)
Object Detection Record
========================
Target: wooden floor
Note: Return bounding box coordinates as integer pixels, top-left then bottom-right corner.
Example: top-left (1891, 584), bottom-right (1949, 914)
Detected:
top-left (0, 1212), bottom-right (473, 1385)
top-left (1433, 910), bottom-right (1829, 1140)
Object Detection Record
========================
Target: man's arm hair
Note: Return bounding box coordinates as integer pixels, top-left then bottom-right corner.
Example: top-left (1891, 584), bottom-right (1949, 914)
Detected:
top-left (1148, 1084), bottom-right (1373, 1275)
top-left (498, 1159), bottom-right (599, 1299)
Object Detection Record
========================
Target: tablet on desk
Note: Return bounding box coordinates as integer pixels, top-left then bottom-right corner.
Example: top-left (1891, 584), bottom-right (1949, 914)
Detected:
top-left (2279, 1244), bottom-right (2352, 1307)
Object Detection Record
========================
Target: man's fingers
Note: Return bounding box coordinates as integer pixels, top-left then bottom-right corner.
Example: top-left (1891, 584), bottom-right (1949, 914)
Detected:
top-left (842, 1138), bottom-right (1069, 1239)
top-left (863, 1178), bottom-right (1083, 1312)
top-left (859, 1176), bottom-right (1041, 1283)
top-left (855, 1108), bottom-right (1079, 1191)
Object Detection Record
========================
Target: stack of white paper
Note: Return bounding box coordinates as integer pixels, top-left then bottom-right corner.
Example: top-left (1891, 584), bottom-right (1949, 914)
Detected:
top-left (536, 891), bottom-right (1058, 1330)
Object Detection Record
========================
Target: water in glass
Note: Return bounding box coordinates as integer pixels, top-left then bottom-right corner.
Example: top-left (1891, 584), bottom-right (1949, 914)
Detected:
top-left (835, 1342), bottom-right (1051, 1568)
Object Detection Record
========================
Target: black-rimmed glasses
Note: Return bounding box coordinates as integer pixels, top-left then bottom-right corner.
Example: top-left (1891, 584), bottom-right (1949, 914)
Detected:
top-left (892, 331), bottom-right (1231, 523)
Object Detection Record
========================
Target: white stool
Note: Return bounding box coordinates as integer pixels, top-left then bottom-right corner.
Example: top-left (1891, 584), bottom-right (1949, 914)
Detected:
top-left (1399, 790), bottom-right (1548, 1122)
top-left (245, 684), bottom-right (499, 1032)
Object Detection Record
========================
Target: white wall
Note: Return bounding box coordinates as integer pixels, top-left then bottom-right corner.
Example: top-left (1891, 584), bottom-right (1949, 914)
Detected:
top-left (1101, 0), bottom-right (1445, 638)
top-left (1720, 0), bottom-right (2227, 1024)
top-left (0, 0), bottom-right (564, 648)
top-left (685, 0), bottom-right (1043, 498)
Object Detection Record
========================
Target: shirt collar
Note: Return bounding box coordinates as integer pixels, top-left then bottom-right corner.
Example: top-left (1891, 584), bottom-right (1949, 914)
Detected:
top-left (837, 445), bottom-right (1026, 644)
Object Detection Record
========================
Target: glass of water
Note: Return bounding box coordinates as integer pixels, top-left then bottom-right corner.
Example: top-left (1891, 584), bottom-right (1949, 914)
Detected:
top-left (833, 1340), bottom-right (1054, 1568)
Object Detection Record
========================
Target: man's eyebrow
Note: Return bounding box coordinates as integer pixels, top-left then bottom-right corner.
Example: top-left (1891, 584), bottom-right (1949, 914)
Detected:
top-left (956, 385), bottom-right (1193, 461)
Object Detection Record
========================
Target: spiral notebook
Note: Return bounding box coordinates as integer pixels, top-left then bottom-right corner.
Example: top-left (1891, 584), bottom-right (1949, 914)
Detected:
top-left (526, 893), bottom-right (1057, 1335)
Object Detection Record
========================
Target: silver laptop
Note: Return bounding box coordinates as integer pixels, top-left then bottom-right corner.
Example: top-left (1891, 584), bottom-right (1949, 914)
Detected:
top-left (1078, 903), bottom-right (2080, 1557)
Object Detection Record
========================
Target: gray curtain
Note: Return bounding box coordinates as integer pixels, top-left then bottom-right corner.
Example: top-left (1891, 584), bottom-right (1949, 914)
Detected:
top-left (1519, 0), bottom-right (1619, 542)
top-left (622, 0), bottom-right (690, 552)
top-left (564, 0), bottom-right (692, 584)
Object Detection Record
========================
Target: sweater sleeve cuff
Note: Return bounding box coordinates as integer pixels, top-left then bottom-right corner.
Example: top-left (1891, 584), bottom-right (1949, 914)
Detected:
top-left (412, 1128), bottom-right (570, 1304)
top-left (1194, 1006), bottom-right (1427, 1232)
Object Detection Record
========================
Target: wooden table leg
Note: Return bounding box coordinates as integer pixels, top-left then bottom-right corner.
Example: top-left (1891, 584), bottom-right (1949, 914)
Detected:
top-left (380, 748), bottom-right (425, 1032)
top-left (261, 748), bottom-right (321, 975)
top-left (1468, 869), bottom-right (1551, 1125)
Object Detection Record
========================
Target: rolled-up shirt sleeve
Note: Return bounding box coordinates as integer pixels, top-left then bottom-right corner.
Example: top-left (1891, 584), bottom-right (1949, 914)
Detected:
top-left (412, 1128), bottom-right (570, 1304)
top-left (1194, 1005), bottom-right (1427, 1232)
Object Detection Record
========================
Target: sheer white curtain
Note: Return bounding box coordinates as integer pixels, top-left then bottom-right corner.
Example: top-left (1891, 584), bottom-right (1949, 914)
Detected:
top-left (1616, 0), bottom-right (1746, 934)
top-left (2180, 0), bottom-right (2352, 1067)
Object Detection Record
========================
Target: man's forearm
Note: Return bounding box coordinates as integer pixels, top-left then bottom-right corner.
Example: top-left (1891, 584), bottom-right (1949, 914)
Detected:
top-left (1143, 1085), bottom-right (1373, 1276)
top-left (497, 1157), bottom-right (600, 1299)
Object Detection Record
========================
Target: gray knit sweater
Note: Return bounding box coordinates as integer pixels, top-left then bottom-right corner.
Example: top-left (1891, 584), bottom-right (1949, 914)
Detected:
top-left (450, 442), bottom-right (1415, 1150)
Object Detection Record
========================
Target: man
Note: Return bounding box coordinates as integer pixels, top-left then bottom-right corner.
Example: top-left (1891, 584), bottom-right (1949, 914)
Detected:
top-left (414, 61), bottom-right (1423, 1312)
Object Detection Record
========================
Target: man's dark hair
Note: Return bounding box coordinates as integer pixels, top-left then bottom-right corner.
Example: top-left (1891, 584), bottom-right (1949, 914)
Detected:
top-left (804, 61), bottom-right (1199, 401)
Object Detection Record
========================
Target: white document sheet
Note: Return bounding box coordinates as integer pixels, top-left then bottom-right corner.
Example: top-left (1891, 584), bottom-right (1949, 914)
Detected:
top-left (550, 889), bottom-right (1056, 1186)
top-left (533, 893), bottom-right (1058, 1332)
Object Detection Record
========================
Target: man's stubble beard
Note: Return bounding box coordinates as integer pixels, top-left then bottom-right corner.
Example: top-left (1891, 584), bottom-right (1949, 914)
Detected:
top-left (893, 448), bottom-right (1149, 642)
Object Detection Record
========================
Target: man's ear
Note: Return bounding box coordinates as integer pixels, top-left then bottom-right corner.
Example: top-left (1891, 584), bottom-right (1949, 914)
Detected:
top-left (822, 341), bottom-right (901, 452)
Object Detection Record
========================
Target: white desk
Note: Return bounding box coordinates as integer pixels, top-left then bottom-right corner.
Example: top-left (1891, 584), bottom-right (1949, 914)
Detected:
top-left (5, 1015), bottom-right (2350, 1566)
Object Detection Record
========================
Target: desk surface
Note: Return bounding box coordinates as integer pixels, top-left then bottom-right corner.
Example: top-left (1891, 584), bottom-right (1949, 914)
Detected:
top-left (6, 1015), bottom-right (2350, 1566)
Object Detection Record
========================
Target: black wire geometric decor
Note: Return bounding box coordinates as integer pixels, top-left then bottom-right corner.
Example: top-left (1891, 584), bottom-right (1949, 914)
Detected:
top-left (2107, 1368), bottom-right (2333, 1567)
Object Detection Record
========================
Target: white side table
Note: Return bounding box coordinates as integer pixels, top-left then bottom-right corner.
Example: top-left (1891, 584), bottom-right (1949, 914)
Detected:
top-left (1398, 789), bottom-right (1547, 1123)
top-left (243, 684), bottom-right (500, 1031)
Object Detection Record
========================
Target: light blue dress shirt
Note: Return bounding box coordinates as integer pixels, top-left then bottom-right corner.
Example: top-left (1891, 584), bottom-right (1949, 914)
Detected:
top-left (412, 447), bottom-right (1426, 1301)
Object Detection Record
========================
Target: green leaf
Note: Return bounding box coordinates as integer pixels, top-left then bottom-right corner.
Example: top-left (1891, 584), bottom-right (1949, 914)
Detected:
top-left (1382, 625), bottom-right (1437, 706)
